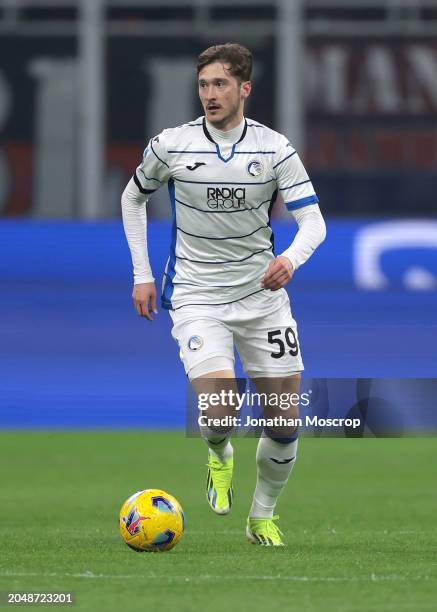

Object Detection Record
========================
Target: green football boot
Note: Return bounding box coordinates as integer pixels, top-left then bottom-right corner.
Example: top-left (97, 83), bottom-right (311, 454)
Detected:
top-left (246, 515), bottom-right (285, 546)
top-left (206, 453), bottom-right (234, 515)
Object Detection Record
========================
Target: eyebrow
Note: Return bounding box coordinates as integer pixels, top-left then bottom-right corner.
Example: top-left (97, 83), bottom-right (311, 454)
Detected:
top-left (198, 77), bottom-right (229, 84)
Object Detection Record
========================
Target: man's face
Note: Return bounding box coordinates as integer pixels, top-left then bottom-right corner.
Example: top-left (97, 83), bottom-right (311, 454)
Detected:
top-left (198, 61), bottom-right (251, 129)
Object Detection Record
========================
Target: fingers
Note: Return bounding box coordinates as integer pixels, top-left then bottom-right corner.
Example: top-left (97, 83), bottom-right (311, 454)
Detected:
top-left (138, 298), bottom-right (154, 321)
top-left (261, 260), bottom-right (277, 285)
top-left (262, 258), bottom-right (293, 290)
top-left (132, 284), bottom-right (158, 321)
top-left (133, 299), bottom-right (143, 317)
top-left (262, 271), bottom-right (289, 290)
top-left (132, 295), bottom-right (152, 320)
top-left (264, 270), bottom-right (288, 286)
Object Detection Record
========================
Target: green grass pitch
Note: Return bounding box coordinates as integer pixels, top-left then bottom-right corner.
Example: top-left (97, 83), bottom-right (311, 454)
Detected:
top-left (0, 432), bottom-right (435, 611)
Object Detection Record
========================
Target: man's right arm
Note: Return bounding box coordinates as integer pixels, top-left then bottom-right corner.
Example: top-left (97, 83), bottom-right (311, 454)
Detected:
top-left (121, 132), bottom-right (171, 321)
top-left (121, 177), bottom-right (157, 321)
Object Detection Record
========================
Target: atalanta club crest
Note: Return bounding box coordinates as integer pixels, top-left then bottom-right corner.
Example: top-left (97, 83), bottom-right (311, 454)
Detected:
top-left (123, 506), bottom-right (147, 536)
top-left (247, 160), bottom-right (263, 177)
top-left (188, 335), bottom-right (204, 351)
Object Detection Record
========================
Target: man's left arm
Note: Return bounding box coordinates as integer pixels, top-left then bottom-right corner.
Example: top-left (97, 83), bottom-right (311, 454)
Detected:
top-left (261, 204), bottom-right (326, 290)
top-left (262, 137), bottom-right (326, 291)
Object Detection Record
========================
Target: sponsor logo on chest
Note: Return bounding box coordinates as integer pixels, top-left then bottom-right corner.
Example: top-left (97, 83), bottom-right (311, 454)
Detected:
top-left (206, 187), bottom-right (246, 209)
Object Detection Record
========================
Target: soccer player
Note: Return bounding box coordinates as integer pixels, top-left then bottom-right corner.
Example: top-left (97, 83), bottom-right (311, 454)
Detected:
top-left (122, 43), bottom-right (326, 546)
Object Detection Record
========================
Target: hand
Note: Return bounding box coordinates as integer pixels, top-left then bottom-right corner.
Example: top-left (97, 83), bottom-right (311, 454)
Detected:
top-left (261, 256), bottom-right (294, 291)
top-left (132, 282), bottom-right (158, 321)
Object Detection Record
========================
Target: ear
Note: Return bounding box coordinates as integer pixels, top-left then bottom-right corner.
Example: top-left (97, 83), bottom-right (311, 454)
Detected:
top-left (241, 81), bottom-right (252, 99)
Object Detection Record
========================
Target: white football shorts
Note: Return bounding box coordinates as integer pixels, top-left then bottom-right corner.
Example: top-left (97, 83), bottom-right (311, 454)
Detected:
top-left (169, 288), bottom-right (304, 379)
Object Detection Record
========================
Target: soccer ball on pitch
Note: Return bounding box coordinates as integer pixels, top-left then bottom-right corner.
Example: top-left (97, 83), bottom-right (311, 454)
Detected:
top-left (119, 489), bottom-right (185, 552)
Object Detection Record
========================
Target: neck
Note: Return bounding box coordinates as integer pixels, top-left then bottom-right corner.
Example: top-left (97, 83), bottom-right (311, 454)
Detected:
top-left (209, 112), bottom-right (244, 132)
top-left (205, 116), bottom-right (245, 142)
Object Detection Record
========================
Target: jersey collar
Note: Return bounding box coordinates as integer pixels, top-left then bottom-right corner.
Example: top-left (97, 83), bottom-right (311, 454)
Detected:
top-left (202, 117), bottom-right (248, 146)
top-left (202, 117), bottom-right (248, 163)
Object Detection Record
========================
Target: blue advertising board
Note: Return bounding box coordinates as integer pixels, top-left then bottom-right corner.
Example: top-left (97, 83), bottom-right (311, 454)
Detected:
top-left (0, 219), bottom-right (436, 428)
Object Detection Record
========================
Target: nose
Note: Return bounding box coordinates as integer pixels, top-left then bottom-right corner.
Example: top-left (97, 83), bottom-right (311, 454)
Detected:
top-left (204, 85), bottom-right (216, 99)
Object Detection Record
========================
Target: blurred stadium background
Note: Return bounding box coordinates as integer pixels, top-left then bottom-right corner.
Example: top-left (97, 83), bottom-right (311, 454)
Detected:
top-left (1, 0), bottom-right (436, 427)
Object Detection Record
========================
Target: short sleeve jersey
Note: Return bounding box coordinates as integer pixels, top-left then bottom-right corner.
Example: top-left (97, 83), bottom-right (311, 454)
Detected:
top-left (134, 116), bottom-right (319, 310)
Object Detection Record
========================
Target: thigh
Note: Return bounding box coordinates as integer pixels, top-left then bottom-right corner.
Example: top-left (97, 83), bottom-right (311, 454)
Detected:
top-left (233, 290), bottom-right (304, 378)
top-left (170, 306), bottom-right (235, 379)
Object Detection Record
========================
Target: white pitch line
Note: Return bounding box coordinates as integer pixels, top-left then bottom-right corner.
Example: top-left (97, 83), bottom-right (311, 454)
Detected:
top-left (0, 571), bottom-right (432, 583)
top-left (187, 530), bottom-right (243, 535)
top-left (186, 527), bottom-right (437, 537)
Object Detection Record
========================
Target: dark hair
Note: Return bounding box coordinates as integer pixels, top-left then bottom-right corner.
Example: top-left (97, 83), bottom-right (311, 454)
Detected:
top-left (197, 43), bottom-right (252, 82)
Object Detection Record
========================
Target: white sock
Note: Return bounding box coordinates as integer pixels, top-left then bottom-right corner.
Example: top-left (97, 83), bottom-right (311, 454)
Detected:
top-left (249, 435), bottom-right (298, 518)
top-left (199, 424), bottom-right (233, 462)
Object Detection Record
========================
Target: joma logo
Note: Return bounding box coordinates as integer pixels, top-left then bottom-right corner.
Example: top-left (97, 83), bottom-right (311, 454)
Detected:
top-left (206, 187), bottom-right (246, 210)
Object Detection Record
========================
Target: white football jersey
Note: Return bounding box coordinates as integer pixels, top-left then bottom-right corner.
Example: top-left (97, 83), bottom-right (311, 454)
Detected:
top-left (134, 116), bottom-right (319, 310)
